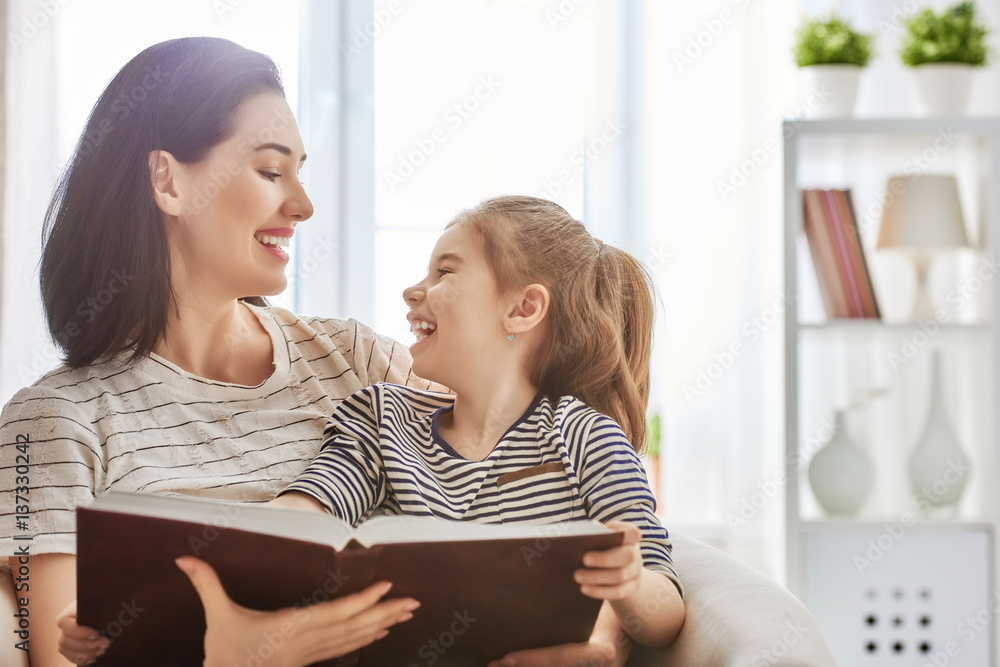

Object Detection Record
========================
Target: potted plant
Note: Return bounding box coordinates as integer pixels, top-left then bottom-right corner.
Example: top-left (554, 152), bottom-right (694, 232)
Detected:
top-left (794, 15), bottom-right (873, 118)
top-left (644, 411), bottom-right (662, 510)
top-left (900, 1), bottom-right (990, 116)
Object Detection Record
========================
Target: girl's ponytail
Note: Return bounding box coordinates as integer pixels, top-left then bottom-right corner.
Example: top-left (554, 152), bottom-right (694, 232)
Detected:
top-left (584, 243), bottom-right (655, 450)
top-left (448, 196), bottom-right (656, 452)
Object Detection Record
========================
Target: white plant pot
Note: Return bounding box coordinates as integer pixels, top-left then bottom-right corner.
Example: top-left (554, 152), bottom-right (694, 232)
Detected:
top-left (798, 65), bottom-right (861, 118)
top-left (910, 63), bottom-right (974, 117)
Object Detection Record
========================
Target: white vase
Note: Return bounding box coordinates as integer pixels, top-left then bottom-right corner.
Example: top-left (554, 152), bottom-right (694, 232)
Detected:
top-left (908, 351), bottom-right (972, 512)
top-left (808, 410), bottom-right (874, 516)
top-left (910, 64), bottom-right (973, 117)
top-left (798, 65), bottom-right (861, 118)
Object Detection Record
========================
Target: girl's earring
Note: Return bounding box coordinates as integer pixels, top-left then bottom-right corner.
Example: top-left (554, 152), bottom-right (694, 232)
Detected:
top-left (506, 330), bottom-right (514, 342)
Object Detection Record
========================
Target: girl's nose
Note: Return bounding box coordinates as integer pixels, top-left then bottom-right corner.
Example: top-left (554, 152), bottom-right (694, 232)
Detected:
top-left (402, 282), bottom-right (424, 305)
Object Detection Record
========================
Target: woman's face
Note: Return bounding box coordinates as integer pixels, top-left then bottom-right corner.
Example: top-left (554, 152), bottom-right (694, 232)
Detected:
top-left (168, 93), bottom-right (313, 301)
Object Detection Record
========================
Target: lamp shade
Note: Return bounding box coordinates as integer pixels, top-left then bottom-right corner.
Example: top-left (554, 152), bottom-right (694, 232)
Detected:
top-left (876, 174), bottom-right (969, 250)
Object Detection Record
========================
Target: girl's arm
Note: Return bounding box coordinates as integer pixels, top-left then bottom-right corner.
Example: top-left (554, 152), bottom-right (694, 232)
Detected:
top-left (573, 413), bottom-right (685, 647)
top-left (276, 385), bottom-right (388, 522)
top-left (575, 522), bottom-right (685, 648)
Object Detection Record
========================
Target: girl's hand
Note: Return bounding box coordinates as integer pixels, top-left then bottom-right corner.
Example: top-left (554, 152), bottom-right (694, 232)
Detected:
top-left (175, 556), bottom-right (420, 667)
top-left (574, 521), bottom-right (643, 600)
top-left (266, 491), bottom-right (326, 513)
top-left (56, 602), bottom-right (110, 665)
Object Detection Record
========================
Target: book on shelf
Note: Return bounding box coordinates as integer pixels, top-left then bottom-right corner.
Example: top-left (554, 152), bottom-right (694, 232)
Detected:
top-left (801, 189), bottom-right (881, 319)
top-left (76, 492), bottom-right (621, 667)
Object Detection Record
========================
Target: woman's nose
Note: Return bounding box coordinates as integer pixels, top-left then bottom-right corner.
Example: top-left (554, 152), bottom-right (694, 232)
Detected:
top-left (284, 180), bottom-right (314, 222)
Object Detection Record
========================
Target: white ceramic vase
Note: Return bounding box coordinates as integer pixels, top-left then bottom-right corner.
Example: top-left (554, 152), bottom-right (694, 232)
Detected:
top-left (808, 410), bottom-right (874, 516)
top-left (908, 350), bottom-right (972, 512)
top-left (910, 63), bottom-right (973, 117)
top-left (799, 65), bottom-right (861, 118)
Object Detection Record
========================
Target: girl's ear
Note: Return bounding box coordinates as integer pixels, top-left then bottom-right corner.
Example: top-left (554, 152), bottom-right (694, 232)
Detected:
top-left (148, 150), bottom-right (184, 217)
top-left (508, 284), bottom-right (550, 334)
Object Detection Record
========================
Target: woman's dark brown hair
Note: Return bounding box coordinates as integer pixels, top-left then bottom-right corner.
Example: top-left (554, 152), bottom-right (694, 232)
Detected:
top-left (447, 196), bottom-right (656, 451)
top-left (40, 37), bottom-right (283, 367)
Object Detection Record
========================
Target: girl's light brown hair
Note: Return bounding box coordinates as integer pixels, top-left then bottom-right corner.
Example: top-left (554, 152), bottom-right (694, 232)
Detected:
top-left (447, 195), bottom-right (655, 451)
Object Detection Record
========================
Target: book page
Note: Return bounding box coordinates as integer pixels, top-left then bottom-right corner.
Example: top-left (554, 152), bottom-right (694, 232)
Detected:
top-left (86, 491), bottom-right (356, 549)
top-left (355, 514), bottom-right (610, 546)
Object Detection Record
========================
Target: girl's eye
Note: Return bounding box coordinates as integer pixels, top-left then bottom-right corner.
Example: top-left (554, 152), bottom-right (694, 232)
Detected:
top-left (438, 269), bottom-right (452, 277)
top-left (259, 171), bottom-right (280, 182)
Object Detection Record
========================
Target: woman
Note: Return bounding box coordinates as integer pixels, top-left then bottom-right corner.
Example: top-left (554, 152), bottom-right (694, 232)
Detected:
top-left (1, 38), bottom-right (633, 666)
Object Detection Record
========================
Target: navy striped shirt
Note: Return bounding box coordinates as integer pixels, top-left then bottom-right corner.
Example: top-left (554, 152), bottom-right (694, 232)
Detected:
top-left (284, 383), bottom-right (680, 592)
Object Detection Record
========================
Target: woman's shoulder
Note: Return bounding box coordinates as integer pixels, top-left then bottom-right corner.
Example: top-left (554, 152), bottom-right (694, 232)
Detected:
top-left (257, 305), bottom-right (387, 352)
top-left (0, 357), bottom-right (128, 427)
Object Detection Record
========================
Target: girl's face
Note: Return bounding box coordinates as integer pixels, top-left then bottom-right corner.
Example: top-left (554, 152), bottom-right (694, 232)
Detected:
top-left (168, 93), bottom-right (313, 301)
top-left (402, 225), bottom-right (508, 388)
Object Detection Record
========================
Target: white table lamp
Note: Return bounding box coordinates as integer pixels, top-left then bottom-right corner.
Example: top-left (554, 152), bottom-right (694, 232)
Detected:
top-left (876, 174), bottom-right (970, 320)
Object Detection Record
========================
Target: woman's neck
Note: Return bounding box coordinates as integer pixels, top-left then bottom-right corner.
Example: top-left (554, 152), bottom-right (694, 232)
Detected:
top-left (152, 297), bottom-right (273, 384)
top-left (438, 375), bottom-right (539, 461)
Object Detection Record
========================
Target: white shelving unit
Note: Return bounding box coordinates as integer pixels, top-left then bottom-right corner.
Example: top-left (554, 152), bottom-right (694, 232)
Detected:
top-left (783, 118), bottom-right (1000, 665)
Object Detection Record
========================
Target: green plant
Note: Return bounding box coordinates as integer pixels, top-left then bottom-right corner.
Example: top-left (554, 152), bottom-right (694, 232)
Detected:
top-left (794, 15), bottom-right (873, 67)
top-left (900, 2), bottom-right (990, 67)
top-left (645, 411), bottom-right (661, 458)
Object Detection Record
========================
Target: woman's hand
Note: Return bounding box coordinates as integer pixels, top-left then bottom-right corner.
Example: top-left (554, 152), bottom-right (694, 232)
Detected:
top-left (56, 602), bottom-right (110, 665)
top-left (175, 556), bottom-right (419, 667)
top-left (574, 521), bottom-right (643, 600)
top-left (487, 601), bottom-right (631, 667)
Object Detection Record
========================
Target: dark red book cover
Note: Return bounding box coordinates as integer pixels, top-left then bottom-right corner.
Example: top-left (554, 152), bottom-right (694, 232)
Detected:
top-left (77, 501), bottom-right (620, 666)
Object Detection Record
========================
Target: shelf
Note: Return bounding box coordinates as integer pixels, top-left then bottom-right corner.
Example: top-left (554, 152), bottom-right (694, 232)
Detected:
top-left (782, 117), bottom-right (1000, 605)
top-left (783, 117), bottom-right (1000, 136)
top-left (798, 320), bottom-right (991, 330)
top-left (799, 519), bottom-right (992, 533)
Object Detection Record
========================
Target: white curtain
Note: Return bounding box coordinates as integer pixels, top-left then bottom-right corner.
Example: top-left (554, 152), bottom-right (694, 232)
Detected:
top-left (0, 0), bottom-right (61, 405)
top-left (645, 0), bottom-right (799, 578)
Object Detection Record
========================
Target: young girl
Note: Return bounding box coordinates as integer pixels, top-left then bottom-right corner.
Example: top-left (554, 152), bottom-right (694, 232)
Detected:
top-left (276, 195), bottom-right (685, 649)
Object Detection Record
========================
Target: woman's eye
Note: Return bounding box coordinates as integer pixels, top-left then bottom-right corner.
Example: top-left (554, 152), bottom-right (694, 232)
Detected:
top-left (259, 171), bottom-right (280, 182)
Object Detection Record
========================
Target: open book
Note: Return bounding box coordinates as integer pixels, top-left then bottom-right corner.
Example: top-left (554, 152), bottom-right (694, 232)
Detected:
top-left (77, 492), bottom-right (622, 666)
